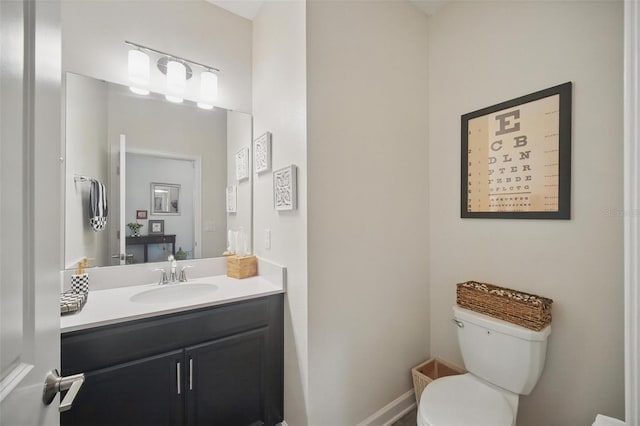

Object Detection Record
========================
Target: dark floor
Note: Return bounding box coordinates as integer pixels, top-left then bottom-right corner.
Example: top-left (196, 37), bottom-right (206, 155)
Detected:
top-left (392, 407), bottom-right (417, 426)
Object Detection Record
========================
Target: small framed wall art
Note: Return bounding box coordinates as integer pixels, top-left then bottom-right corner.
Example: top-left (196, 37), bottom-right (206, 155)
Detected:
top-left (254, 132), bottom-right (272, 174)
top-left (149, 219), bottom-right (165, 235)
top-left (136, 210), bottom-right (148, 220)
top-left (151, 183), bottom-right (180, 215)
top-left (235, 146), bottom-right (250, 181)
top-left (273, 165), bottom-right (297, 211)
top-left (461, 82), bottom-right (572, 219)
top-left (226, 185), bottom-right (237, 213)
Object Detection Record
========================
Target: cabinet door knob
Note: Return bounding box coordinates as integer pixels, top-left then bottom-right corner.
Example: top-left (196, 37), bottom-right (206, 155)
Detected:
top-left (42, 369), bottom-right (85, 412)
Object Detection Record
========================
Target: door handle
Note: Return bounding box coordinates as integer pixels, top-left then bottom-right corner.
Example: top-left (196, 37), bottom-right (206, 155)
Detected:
top-left (42, 369), bottom-right (85, 412)
top-left (177, 361), bottom-right (181, 395)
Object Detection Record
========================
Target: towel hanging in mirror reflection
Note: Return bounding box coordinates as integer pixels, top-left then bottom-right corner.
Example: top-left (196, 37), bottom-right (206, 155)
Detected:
top-left (89, 180), bottom-right (108, 232)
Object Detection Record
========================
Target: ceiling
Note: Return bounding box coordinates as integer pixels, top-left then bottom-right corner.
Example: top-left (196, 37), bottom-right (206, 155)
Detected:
top-left (205, 0), bottom-right (449, 21)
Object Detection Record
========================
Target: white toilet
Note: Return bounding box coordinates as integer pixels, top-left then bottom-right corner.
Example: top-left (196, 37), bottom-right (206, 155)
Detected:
top-left (417, 305), bottom-right (551, 426)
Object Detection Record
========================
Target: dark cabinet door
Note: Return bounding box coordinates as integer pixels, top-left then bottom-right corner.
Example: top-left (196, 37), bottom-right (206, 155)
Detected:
top-left (186, 328), bottom-right (268, 426)
top-left (61, 350), bottom-right (184, 426)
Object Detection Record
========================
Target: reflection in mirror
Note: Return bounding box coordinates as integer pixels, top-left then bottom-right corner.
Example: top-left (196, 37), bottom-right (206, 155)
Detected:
top-left (64, 72), bottom-right (252, 268)
top-left (151, 183), bottom-right (180, 215)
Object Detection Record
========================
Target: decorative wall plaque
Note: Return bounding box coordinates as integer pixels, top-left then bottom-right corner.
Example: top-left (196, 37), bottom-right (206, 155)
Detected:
top-left (226, 185), bottom-right (237, 213)
top-left (235, 146), bottom-right (249, 181)
top-left (273, 165), bottom-right (297, 211)
top-left (254, 132), bottom-right (272, 174)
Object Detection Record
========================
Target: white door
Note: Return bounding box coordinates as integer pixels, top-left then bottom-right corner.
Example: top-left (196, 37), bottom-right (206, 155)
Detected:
top-left (0, 0), bottom-right (65, 424)
top-left (108, 135), bottom-right (127, 265)
top-left (119, 135), bottom-right (127, 264)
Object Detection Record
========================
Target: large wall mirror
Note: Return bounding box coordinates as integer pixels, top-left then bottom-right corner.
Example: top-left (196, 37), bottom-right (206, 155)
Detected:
top-left (64, 72), bottom-right (252, 268)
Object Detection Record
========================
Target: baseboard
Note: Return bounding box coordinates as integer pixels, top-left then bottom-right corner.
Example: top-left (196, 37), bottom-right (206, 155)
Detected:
top-left (356, 390), bottom-right (417, 426)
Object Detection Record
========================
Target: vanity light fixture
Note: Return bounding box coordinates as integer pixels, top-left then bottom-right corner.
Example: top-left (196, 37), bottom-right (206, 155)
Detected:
top-left (124, 40), bottom-right (220, 107)
top-left (127, 48), bottom-right (150, 95)
top-left (165, 60), bottom-right (187, 103)
top-left (197, 70), bottom-right (218, 110)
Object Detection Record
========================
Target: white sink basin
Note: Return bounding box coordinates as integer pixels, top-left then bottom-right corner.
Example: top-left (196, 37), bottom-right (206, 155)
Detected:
top-left (130, 283), bottom-right (219, 304)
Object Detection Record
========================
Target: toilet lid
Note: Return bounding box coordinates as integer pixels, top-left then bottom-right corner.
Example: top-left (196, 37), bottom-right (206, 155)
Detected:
top-left (419, 374), bottom-right (514, 426)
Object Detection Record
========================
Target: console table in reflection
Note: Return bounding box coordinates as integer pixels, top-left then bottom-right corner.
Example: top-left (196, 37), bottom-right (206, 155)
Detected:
top-left (126, 234), bottom-right (176, 263)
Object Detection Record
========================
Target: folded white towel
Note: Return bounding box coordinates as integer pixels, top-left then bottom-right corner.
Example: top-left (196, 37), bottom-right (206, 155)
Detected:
top-left (593, 414), bottom-right (625, 426)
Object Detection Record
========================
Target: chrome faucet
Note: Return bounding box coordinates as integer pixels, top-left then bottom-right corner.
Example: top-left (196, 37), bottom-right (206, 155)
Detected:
top-left (152, 268), bottom-right (169, 285)
top-left (154, 257), bottom-right (189, 285)
top-left (179, 265), bottom-right (193, 282)
top-left (168, 255), bottom-right (178, 283)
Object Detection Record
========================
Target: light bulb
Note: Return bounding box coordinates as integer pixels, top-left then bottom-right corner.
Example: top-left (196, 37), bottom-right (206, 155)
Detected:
top-left (166, 60), bottom-right (186, 98)
top-left (197, 102), bottom-right (214, 110)
top-left (128, 49), bottom-right (149, 86)
top-left (129, 87), bottom-right (149, 96)
top-left (165, 94), bottom-right (183, 103)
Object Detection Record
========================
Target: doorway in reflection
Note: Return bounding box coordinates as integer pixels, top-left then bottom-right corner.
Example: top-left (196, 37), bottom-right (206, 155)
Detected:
top-left (125, 154), bottom-right (195, 264)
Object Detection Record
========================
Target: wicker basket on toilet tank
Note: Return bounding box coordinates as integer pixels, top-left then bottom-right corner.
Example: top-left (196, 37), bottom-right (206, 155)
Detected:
top-left (456, 281), bottom-right (553, 331)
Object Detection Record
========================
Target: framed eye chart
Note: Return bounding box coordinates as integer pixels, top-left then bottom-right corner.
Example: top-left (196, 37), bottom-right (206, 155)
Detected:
top-left (461, 82), bottom-right (572, 219)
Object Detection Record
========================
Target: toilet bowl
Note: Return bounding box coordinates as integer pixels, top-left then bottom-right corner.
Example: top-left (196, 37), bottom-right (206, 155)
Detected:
top-left (417, 373), bottom-right (518, 426)
top-left (417, 306), bottom-right (551, 426)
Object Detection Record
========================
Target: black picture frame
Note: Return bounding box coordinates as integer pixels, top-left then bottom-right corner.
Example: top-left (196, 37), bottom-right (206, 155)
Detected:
top-left (461, 82), bottom-right (572, 219)
top-left (148, 219), bottom-right (164, 235)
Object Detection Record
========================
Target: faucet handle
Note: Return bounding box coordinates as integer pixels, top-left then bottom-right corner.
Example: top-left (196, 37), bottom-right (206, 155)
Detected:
top-left (152, 268), bottom-right (169, 285)
top-left (179, 265), bottom-right (193, 282)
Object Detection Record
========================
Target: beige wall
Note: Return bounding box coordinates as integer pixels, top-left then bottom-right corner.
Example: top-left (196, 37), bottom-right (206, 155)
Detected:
top-left (252, 0), bottom-right (309, 423)
top-left (306, 1), bottom-right (430, 423)
top-left (427, 2), bottom-right (625, 425)
top-left (61, 0), bottom-right (252, 266)
top-left (61, 0), bottom-right (252, 112)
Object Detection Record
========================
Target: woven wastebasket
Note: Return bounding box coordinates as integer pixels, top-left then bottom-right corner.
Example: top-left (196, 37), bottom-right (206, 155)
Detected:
top-left (411, 358), bottom-right (465, 405)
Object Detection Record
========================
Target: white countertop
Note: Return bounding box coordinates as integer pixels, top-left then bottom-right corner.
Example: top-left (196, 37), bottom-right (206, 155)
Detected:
top-left (60, 274), bottom-right (284, 333)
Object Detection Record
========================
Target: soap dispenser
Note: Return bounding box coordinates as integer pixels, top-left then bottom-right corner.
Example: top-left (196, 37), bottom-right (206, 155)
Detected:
top-left (71, 258), bottom-right (90, 294)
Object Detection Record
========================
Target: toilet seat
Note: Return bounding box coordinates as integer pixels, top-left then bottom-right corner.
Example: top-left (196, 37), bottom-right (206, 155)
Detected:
top-left (418, 374), bottom-right (515, 426)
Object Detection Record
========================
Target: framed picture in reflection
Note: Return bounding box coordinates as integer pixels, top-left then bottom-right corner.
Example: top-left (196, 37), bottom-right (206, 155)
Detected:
top-left (149, 220), bottom-right (164, 235)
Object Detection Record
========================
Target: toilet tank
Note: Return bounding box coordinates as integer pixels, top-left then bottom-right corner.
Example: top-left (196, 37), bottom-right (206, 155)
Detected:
top-left (453, 305), bottom-right (551, 395)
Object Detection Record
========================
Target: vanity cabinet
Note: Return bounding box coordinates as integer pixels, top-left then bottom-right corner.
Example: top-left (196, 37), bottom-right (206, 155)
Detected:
top-left (63, 350), bottom-right (184, 426)
top-left (186, 328), bottom-right (267, 425)
top-left (61, 294), bottom-right (283, 426)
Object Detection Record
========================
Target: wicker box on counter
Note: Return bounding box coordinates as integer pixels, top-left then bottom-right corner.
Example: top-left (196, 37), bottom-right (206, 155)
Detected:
top-left (411, 358), bottom-right (465, 405)
top-left (226, 255), bottom-right (257, 279)
top-left (456, 281), bottom-right (553, 331)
